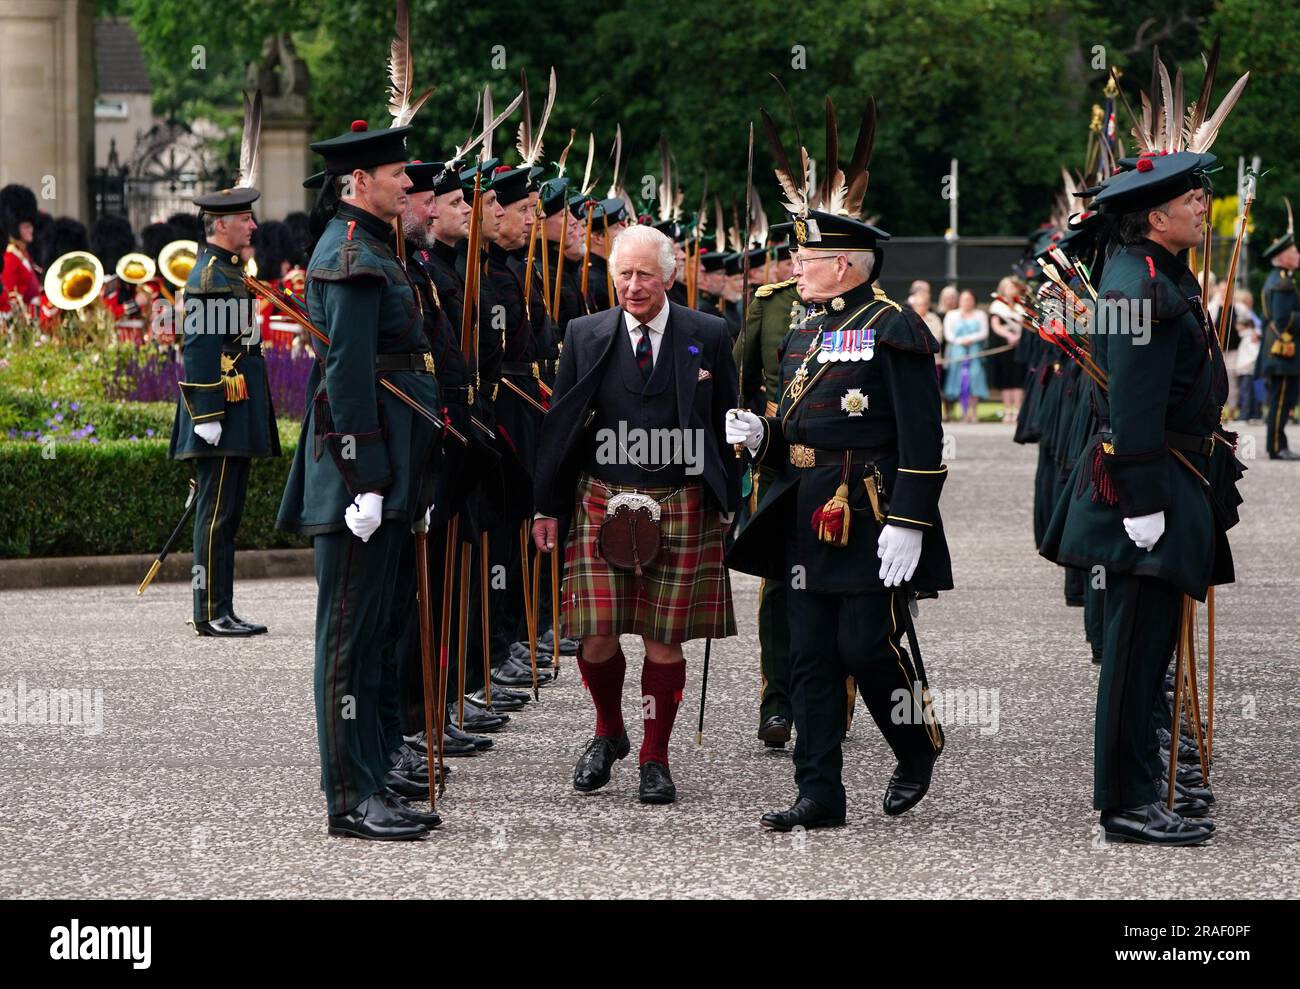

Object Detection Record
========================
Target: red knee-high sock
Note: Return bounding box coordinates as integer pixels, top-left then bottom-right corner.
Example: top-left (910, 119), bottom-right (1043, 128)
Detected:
top-left (577, 646), bottom-right (626, 739)
top-left (640, 658), bottom-right (686, 767)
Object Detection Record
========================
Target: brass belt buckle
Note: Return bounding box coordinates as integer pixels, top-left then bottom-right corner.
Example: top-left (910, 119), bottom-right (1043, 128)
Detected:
top-left (467, 384), bottom-right (475, 405)
top-left (790, 444), bottom-right (816, 468)
top-left (531, 360), bottom-right (540, 378)
top-left (423, 353), bottom-right (435, 374)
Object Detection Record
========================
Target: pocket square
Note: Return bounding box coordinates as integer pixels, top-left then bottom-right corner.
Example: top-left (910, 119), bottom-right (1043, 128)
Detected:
top-left (697, 368), bottom-right (712, 381)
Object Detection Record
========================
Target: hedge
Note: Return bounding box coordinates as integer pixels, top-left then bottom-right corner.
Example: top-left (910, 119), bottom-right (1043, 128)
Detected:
top-left (0, 439), bottom-right (306, 559)
top-left (0, 386), bottom-right (177, 443)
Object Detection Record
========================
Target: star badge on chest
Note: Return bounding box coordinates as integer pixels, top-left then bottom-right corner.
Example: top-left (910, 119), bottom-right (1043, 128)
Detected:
top-left (841, 388), bottom-right (867, 417)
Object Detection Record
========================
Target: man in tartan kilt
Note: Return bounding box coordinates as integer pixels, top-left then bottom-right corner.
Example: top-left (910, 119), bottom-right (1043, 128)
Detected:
top-left (533, 224), bottom-right (741, 805)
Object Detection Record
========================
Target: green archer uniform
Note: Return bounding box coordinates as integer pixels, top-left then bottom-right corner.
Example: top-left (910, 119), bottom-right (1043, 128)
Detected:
top-left (169, 244), bottom-right (280, 628)
top-left (1260, 266), bottom-right (1300, 456)
top-left (277, 199), bottom-right (441, 816)
top-left (1041, 237), bottom-right (1243, 813)
top-left (734, 277), bottom-right (799, 738)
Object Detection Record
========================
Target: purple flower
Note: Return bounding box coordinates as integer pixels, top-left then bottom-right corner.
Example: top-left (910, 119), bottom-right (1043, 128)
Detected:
top-left (129, 435), bottom-right (139, 442)
top-left (21, 431), bottom-right (34, 440)
top-left (86, 424), bottom-right (95, 434)
top-left (70, 402), bottom-right (79, 412)
top-left (146, 428), bottom-right (155, 437)
top-left (7, 429), bottom-right (16, 439)
top-left (54, 413), bottom-right (64, 423)
top-left (89, 437), bottom-right (99, 445)
top-left (50, 401), bottom-right (59, 410)
top-left (688, 345), bottom-right (699, 355)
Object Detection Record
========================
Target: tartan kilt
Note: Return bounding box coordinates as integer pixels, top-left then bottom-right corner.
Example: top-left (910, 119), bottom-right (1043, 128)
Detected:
top-left (563, 473), bottom-right (736, 643)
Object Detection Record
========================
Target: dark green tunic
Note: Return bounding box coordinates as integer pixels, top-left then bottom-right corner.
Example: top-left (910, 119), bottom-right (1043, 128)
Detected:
top-left (168, 245), bottom-right (279, 461)
top-left (1040, 239), bottom-right (1242, 602)
top-left (276, 204), bottom-right (441, 535)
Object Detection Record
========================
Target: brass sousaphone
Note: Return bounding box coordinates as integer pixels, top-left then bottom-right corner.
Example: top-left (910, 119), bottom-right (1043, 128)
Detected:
top-left (158, 239), bottom-right (199, 287)
top-left (43, 251), bottom-right (105, 310)
top-left (115, 252), bottom-right (157, 285)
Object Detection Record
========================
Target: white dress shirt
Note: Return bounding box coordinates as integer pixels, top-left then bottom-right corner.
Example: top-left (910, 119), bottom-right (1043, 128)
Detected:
top-left (623, 301), bottom-right (671, 369)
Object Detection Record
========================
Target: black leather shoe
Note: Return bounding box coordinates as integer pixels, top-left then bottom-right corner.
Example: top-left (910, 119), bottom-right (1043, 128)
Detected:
top-left (228, 613), bottom-right (268, 635)
top-left (573, 732), bottom-right (630, 793)
top-left (328, 794), bottom-right (428, 840)
top-left (1161, 774), bottom-right (1215, 805)
top-left (192, 615), bottom-right (257, 637)
top-left (448, 703), bottom-right (508, 734)
top-left (466, 685), bottom-right (531, 708)
top-left (378, 791), bottom-right (442, 829)
top-left (1100, 802), bottom-right (1214, 845)
top-left (461, 697), bottom-right (512, 727)
top-left (760, 797), bottom-right (845, 832)
top-left (1269, 449), bottom-right (1300, 460)
top-left (445, 721), bottom-right (493, 752)
top-left (511, 642), bottom-right (553, 668)
top-left (883, 752), bottom-right (938, 816)
top-left (465, 688), bottom-right (526, 712)
top-left (405, 727), bottom-right (473, 758)
top-left (638, 761), bottom-right (677, 804)
top-left (504, 654), bottom-right (554, 681)
top-left (1173, 793), bottom-right (1212, 819)
top-left (389, 744), bottom-right (428, 777)
top-left (493, 657), bottom-right (554, 687)
top-left (384, 770), bottom-right (433, 799)
top-left (537, 629), bottom-right (579, 655)
top-left (758, 716), bottom-right (792, 748)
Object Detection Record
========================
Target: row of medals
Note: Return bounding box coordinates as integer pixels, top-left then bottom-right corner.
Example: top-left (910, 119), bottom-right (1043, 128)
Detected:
top-left (787, 298), bottom-right (876, 402)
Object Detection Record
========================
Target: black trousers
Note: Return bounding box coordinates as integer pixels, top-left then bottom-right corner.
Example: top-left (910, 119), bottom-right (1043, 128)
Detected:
top-left (190, 455), bottom-right (250, 623)
top-left (1094, 571), bottom-right (1181, 811)
top-left (312, 523), bottom-right (405, 815)
top-left (1266, 374), bottom-right (1298, 455)
top-left (788, 587), bottom-right (943, 816)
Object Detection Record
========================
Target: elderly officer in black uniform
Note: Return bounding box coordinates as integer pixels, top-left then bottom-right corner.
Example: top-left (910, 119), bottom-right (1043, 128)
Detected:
top-left (727, 209), bottom-right (951, 831)
top-left (171, 181), bottom-right (279, 637)
top-left (1260, 210), bottom-right (1300, 460)
top-left (277, 120), bottom-right (443, 840)
top-left (1041, 150), bottom-right (1244, 845)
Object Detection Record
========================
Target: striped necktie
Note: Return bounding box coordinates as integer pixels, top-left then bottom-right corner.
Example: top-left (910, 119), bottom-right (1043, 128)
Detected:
top-left (635, 324), bottom-right (653, 380)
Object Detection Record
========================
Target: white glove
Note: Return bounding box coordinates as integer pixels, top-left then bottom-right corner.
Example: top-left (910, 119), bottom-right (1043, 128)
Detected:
top-left (193, 422), bottom-right (222, 446)
top-left (877, 524), bottom-right (923, 587)
top-left (725, 409), bottom-right (764, 454)
top-left (1123, 511), bottom-right (1165, 552)
top-left (344, 492), bottom-right (385, 543)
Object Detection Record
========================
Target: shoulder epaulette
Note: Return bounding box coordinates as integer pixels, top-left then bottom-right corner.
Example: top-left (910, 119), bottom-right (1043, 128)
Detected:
top-left (871, 284), bottom-right (903, 311)
top-left (754, 277), bottom-right (797, 298)
top-left (197, 255), bottom-right (233, 295)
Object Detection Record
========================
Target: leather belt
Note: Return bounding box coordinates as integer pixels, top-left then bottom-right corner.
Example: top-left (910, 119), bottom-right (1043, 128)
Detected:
top-left (500, 359), bottom-right (541, 378)
top-left (442, 384), bottom-right (474, 405)
top-left (1164, 430), bottom-right (1214, 455)
top-left (789, 443), bottom-right (896, 469)
top-left (376, 352), bottom-right (436, 373)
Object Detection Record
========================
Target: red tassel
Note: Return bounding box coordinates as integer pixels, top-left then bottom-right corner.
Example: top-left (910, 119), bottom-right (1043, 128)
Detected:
top-left (1091, 443), bottom-right (1118, 505)
top-left (811, 483), bottom-right (853, 546)
top-left (1145, 256), bottom-right (1156, 278)
top-left (673, 690), bottom-right (683, 705)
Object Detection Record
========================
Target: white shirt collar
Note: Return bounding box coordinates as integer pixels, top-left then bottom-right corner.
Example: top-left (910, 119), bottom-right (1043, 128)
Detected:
top-left (622, 299), bottom-right (671, 337)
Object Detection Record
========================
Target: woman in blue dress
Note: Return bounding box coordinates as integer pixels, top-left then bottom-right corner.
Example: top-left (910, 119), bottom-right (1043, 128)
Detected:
top-left (942, 289), bottom-right (989, 422)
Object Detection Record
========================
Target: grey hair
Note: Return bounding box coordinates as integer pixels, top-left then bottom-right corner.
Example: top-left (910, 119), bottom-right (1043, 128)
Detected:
top-left (610, 224), bottom-right (676, 282)
top-left (202, 213), bottom-right (220, 237)
top-left (845, 250), bottom-right (876, 281)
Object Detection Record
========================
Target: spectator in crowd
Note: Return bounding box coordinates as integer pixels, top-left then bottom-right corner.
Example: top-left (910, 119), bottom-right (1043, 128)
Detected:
top-left (1232, 289), bottom-right (1263, 422)
top-left (942, 289), bottom-right (988, 423)
top-left (908, 279), bottom-right (946, 417)
top-left (988, 275), bottom-right (1027, 424)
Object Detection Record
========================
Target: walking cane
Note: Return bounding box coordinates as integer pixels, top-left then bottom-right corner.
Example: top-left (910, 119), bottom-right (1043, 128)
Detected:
top-left (696, 638), bottom-right (712, 745)
top-left (531, 543), bottom-right (542, 698)
top-left (413, 515), bottom-right (439, 808)
top-left (137, 478), bottom-right (198, 594)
